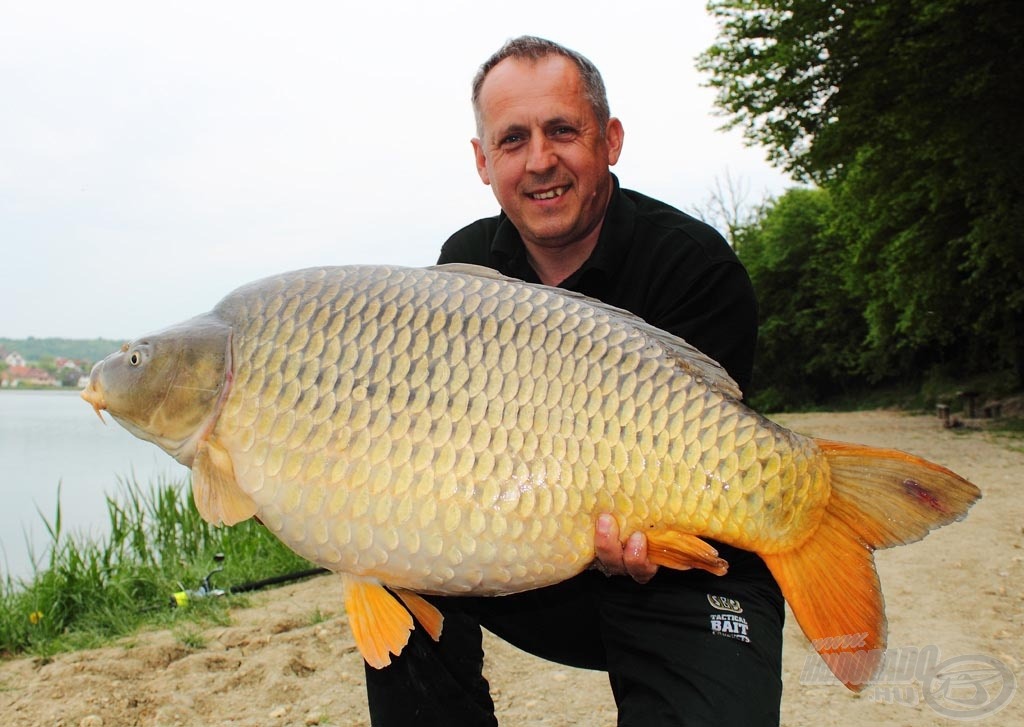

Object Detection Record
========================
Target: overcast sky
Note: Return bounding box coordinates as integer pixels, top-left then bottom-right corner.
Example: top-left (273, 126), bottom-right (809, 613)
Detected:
top-left (1, 1), bottom-right (793, 340)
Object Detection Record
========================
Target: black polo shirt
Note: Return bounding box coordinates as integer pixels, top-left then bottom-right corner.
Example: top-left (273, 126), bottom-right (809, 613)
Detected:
top-left (438, 176), bottom-right (758, 396)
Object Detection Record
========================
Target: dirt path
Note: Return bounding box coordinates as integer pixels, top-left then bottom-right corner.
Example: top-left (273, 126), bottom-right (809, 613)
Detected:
top-left (1, 411), bottom-right (1020, 726)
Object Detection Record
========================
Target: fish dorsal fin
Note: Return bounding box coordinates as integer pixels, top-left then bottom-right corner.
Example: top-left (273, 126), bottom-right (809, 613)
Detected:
top-left (429, 263), bottom-right (742, 400)
top-left (630, 325), bottom-right (741, 400)
top-left (343, 575), bottom-right (417, 669)
top-left (192, 436), bottom-right (257, 526)
top-left (429, 262), bottom-right (513, 281)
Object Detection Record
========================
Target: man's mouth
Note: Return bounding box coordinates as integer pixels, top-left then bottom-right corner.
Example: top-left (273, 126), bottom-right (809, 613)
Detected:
top-left (529, 186), bottom-right (568, 200)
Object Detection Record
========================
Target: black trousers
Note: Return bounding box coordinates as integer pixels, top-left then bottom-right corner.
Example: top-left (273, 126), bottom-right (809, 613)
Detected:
top-left (364, 546), bottom-right (784, 727)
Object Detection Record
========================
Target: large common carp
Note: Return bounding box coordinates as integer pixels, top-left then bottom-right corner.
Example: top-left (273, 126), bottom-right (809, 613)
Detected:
top-left (82, 265), bottom-right (979, 689)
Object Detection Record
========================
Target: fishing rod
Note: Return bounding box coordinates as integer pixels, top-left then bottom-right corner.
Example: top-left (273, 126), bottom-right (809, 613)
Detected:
top-left (170, 553), bottom-right (328, 607)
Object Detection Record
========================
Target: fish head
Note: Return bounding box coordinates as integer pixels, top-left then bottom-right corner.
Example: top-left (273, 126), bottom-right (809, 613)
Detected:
top-left (81, 314), bottom-right (233, 466)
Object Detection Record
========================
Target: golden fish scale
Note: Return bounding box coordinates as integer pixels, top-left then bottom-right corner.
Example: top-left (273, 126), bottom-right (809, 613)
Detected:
top-left (215, 267), bottom-right (828, 595)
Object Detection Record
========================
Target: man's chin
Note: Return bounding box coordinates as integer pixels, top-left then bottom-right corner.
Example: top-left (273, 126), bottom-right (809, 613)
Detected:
top-left (517, 219), bottom-right (579, 248)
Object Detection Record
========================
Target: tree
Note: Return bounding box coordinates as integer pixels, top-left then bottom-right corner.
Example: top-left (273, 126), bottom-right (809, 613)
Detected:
top-left (59, 366), bottom-right (84, 388)
top-left (738, 188), bottom-right (867, 409)
top-left (699, 0), bottom-right (1024, 385)
top-left (688, 170), bottom-right (760, 250)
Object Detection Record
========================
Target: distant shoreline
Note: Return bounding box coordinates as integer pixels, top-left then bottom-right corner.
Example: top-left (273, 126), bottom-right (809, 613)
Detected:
top-left (0, 386), bottom-right (85, 392)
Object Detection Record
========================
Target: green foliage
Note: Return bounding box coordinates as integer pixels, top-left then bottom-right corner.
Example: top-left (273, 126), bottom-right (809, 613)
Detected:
top-left (701, 0), bottom-right (1024, 395)
top-left (698, 0), bottom-right (846, 182)
top-left (0, 477), bottom-right (315, 657)
top-left (739, 188), bottom-right (870, 409)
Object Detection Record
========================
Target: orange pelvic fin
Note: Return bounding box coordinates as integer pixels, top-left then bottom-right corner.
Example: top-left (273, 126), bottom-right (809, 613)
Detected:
top-left (191, 437), bottom-right (257, 526)
top-left (762, 438), bottom-right (981, 691)
top-left (393, 588), bottom-right (444, 642)
top-left (646, 530), bottom-right (729, 576)
top-left (342, 575), bottom-right (416, 669)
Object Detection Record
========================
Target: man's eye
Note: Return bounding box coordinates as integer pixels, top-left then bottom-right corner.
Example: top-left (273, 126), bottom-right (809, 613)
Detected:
top-left (501, 134), bottom-right (524, 146)
top-left (552, 126), bottom-right (575, 137)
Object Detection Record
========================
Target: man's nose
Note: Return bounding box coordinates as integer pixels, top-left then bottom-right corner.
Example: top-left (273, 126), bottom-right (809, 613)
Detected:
top-left (525, 135), bottom-right (557, 173)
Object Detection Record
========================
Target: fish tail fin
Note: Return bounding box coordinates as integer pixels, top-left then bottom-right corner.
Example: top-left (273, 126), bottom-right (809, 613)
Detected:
top-left (761, 439), bottom-right (980, 691)
top-left (813, 440), bottom-right (981, 546)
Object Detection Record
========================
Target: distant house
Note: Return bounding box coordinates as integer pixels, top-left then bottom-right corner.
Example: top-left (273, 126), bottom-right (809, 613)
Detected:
top-left (0, 365), bottom-right (59, 388)
top-left (4, 351), bottom-right (27, 368)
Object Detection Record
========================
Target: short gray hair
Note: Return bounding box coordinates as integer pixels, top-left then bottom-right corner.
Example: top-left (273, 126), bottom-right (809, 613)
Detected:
top-left (471, 36), bottom-right (611, 136)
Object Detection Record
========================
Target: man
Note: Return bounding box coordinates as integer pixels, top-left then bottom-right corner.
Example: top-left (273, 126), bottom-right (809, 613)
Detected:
top-left (364, 36), bottom-right (784, 726)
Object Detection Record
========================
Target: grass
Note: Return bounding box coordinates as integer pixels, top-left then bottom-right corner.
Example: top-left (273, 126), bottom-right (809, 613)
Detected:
top-left (173, 624), bottom-right (210, 650)
top-left (0, 476), bottom-right (316, 659)
top-left (986, 416), bottom-right (1024, 453)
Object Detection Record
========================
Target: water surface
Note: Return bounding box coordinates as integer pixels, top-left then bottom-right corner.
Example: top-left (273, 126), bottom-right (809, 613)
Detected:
top-left (0, 390), bottom-right (188, 581)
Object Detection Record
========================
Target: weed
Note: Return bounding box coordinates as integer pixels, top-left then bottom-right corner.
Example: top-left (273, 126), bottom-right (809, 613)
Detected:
top-left (0, 476), bottom-right (313, 658)
top-left (307, 608), bottom-right (330, 627)
top-left (174, 624), bottom-right (208, 650)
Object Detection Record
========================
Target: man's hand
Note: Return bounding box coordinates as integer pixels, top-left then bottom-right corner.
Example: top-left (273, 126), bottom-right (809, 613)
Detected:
top-left (593, 514), bottom-right (659, 584)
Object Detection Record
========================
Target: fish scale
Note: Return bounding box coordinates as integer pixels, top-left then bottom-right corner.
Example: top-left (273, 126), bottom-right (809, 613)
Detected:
top-left (208, 266), bottom-right (823, 594)
top-left (83, 263), bottom-right (980, 686)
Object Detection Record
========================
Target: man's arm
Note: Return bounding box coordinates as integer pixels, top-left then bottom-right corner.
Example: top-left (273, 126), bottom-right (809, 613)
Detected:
top-left (648, 260), bottom-right (758, 396)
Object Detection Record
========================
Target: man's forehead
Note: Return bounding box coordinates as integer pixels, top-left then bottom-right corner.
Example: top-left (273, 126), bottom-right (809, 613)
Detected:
top-left (480, 56), bottom-right (581, 100)
top-left (477, 56), bottom-right (589, 129)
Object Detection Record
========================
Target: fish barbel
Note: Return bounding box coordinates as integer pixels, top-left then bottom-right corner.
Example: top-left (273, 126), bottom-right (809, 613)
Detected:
top-left (81, 264), bottom-right (980, 689)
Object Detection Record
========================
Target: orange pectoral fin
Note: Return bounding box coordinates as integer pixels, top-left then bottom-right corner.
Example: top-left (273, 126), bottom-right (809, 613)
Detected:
top-left (191, 437), bottom-right (257, 526)
top-left (342, 575), bottom-right (415, 669)
top-left (393, 589), bottom-right (444, 642)
top-left (645, 530), bottom-right (729, 576)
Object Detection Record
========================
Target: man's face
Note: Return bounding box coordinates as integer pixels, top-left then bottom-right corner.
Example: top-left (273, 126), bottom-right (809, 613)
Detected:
top-left (472, 55), bottom-right (624, 251)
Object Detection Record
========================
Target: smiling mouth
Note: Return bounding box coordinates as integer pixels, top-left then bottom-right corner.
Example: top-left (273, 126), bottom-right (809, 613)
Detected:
top-left (529, 186), bottom-right (568, 200)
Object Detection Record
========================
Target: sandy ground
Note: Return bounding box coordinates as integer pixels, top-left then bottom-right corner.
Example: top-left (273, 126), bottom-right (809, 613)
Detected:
top-left (1, 411), bottom-right (1021, 726)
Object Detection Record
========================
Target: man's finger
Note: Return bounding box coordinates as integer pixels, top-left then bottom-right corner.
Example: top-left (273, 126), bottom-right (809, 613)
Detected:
top-left (623, 532), bottom-right (658, 584)
top-left (594, 514), bottom-right (627, 575)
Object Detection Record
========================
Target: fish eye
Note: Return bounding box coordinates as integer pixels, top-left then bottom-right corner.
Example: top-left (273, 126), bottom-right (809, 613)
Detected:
top-left (129, 350), bottom-right (142, 366)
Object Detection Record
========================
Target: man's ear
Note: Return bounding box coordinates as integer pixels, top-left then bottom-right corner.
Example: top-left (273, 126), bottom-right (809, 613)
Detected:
top-left (606, 118), bottom-right (624, 166)
top-left (472, 138), bottom-right (491, 185)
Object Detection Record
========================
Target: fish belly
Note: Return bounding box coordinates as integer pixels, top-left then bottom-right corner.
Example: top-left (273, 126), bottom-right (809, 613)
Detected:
top-left (213, 266), bottom-right (827, 595)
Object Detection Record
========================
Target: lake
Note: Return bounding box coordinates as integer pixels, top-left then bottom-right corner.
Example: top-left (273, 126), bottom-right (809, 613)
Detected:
top-left (0, 390), bottom-right (189, 581)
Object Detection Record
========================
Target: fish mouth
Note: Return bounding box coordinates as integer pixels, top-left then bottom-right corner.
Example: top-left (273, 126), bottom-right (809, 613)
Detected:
top-left (80, 369), bottom-right (108, 423)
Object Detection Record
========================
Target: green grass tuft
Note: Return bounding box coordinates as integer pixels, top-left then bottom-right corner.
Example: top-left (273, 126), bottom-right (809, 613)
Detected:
top-left (0, 476), bottom-right (315, 658)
